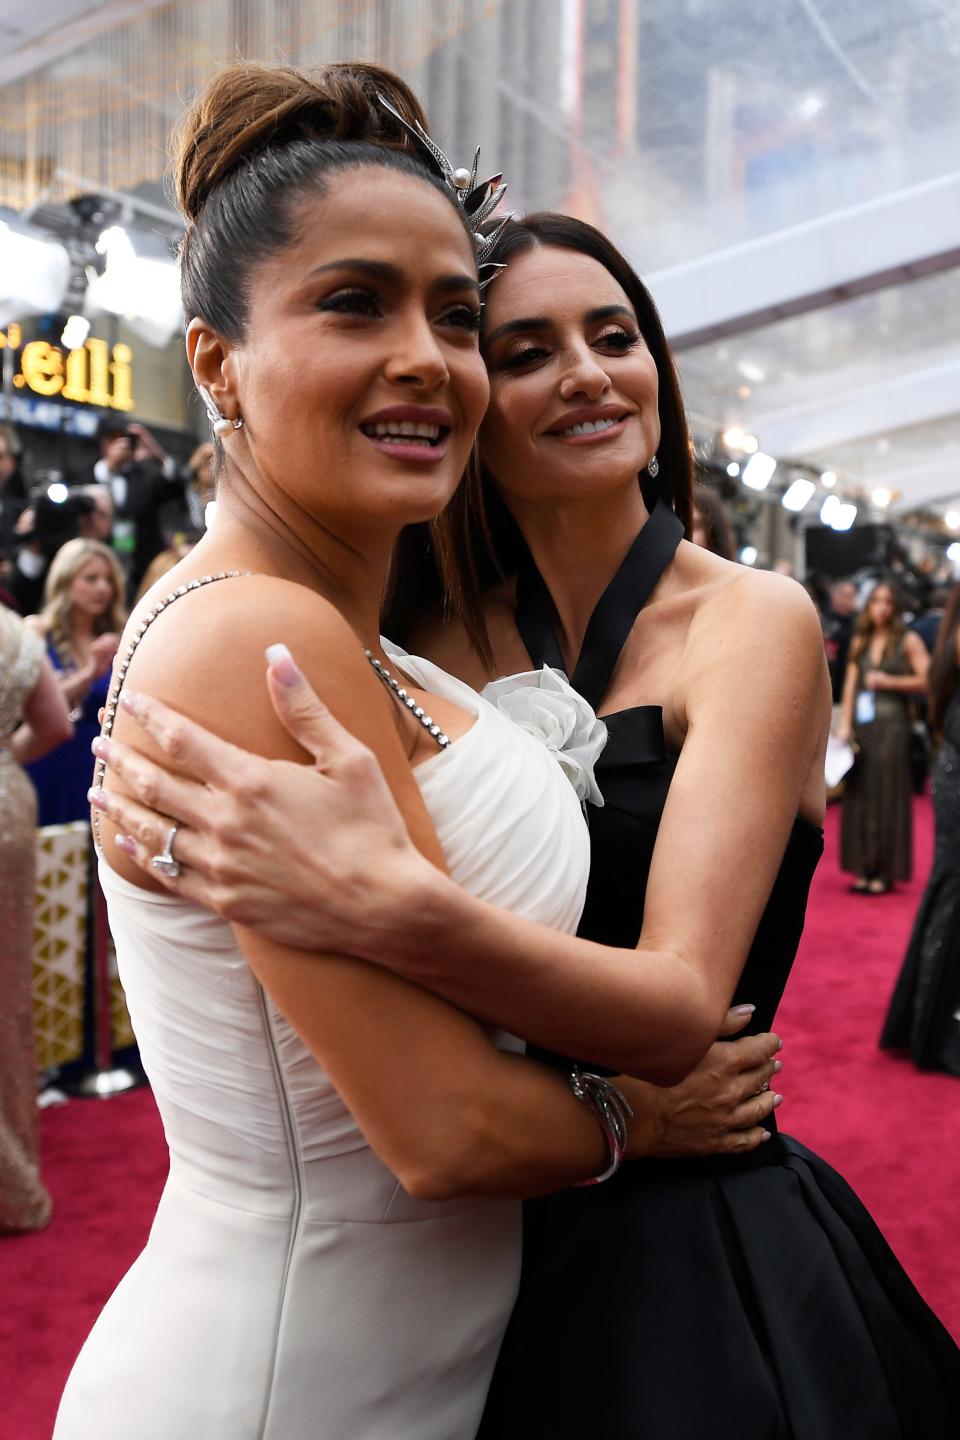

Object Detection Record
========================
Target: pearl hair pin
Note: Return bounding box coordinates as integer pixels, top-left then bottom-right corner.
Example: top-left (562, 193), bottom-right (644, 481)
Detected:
top-left (377, 94), bottom-right (510, 290)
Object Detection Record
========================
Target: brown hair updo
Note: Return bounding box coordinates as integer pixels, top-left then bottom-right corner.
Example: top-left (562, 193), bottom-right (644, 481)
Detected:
top-left (173, 61), bottom-right (467, 341)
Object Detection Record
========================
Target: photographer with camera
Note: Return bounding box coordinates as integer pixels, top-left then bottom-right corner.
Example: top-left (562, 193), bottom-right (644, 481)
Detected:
top-left (90, 417), bottom-right (184, 591)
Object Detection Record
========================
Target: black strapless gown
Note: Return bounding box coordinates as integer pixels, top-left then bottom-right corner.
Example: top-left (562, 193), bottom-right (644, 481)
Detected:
top-left (479, 502), bottom-right (960, 1439)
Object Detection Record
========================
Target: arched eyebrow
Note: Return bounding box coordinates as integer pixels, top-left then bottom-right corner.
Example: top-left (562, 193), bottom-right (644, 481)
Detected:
top-left (306, 258), bottom-right (479, 297)
top-left (484, 303), bottom-right (636, 347)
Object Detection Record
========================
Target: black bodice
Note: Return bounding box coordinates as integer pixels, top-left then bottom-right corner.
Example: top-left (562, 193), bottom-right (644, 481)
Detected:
top-left (515, 500), bottom-right (824, 1042)
top-left (479, 502), bottom-right (960, 1440)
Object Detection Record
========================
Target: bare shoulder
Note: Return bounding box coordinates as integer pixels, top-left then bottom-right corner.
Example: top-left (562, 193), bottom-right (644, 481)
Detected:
top-left (680, 560), bottom-right (830, 752)
top-left (692, 561), bottom-right (825, 667)
top-left (121, 572), bottom-right (380, 757)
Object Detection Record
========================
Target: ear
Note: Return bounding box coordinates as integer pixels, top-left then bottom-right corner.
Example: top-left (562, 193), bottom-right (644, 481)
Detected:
top-left (186, 319), bottom-right (241, 422)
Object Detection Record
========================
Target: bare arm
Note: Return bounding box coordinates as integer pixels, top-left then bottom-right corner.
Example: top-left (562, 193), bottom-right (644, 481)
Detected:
top-left (99, 577), bottom-right (662, 1201)
top-left (94, 578), bottom-right (825, 1086)
top-left (11, 656), bottom-right (73, 764)
top-left (837, 655), bottom-right (859, 742)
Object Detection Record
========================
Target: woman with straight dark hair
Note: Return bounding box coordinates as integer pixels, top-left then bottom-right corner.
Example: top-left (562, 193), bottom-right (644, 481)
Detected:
top-left (882, 582), bottom-right (960, 1072)
top-left (98, 207), bottom-right (960, 1437)
top-left (838, 581), bottom-right (929, 893)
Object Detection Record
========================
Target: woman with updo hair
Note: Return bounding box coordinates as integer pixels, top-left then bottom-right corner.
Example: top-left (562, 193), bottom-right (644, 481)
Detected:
top-left (63, 60), bottom-right (764, 1439)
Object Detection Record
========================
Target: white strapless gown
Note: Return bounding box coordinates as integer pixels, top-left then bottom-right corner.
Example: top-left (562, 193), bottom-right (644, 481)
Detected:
top-left (54, 651), bottom-right (594, 1440)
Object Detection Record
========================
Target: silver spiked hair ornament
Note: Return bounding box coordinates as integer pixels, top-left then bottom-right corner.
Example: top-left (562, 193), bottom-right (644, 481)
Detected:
top-left (377, 94), bottom-right (509, 290)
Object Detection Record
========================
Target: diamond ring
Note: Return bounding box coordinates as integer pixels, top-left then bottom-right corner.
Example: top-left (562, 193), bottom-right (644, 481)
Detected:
top-left (150, 824), bottom-right (181, 879)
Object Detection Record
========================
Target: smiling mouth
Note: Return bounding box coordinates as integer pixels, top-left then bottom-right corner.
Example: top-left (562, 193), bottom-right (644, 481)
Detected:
top-left (550, 413), bottom-right (630, 439)
top-left (360, 420), bottom-right (448, 448)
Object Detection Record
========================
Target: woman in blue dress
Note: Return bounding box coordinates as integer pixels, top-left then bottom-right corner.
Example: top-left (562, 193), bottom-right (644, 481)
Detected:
top-left (26, 537), bottom-right (125, 824)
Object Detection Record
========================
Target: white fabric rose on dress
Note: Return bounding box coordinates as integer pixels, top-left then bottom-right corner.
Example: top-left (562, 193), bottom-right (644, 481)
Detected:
top-left (481, 667), bottom-right (607, 806)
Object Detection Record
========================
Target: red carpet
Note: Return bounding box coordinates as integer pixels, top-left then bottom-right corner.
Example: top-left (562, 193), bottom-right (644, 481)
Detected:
top-left (1, 796), bottom-right (957, 1438)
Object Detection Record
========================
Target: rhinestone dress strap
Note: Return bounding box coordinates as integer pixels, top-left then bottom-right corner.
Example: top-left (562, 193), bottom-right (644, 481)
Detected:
top-left (91, 571), bottom-right (249, 845)
top-left (364, 650), bottom-right (450, 749)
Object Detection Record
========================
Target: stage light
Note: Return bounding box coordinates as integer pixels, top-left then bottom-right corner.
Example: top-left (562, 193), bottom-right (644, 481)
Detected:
top-left (47, 482), bottom-right (69, 504)
top-left (722, 425), bottom-right (746, 451)
top-left (0, 221), bottom-right (70, 320)
top-left (61, 314), bottom-right (91, 350)
top-left (741, 434), bottom-right (759, 454)
top-left (831, 502), bottom-right (857, 532)
top-left (820, 470), bottom-right (837, 488)
top-left (871, 487), bottom-right (892, 509)
top-left (948, 542), bottom-right (960, 565)
top-left (95, 225), bottom-right (135, 262)
top-left (741, 452), bottom-right (777, 491)
top-left (726, 461), bottom-right (741, 477)
top-left (820, 494), bottom-right (840, 525)
top-left (945, 511), bottom-right (960, 532)
top-left (739, 545), bottom-right (758, 566)
top-left (85, 228), bottom-right (182, 346)
top-left (781, 478), bottom-right (816, 512)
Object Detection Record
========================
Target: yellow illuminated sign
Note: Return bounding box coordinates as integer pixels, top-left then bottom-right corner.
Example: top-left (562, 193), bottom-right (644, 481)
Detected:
top-left (0, 326), bottom-right (134, 412)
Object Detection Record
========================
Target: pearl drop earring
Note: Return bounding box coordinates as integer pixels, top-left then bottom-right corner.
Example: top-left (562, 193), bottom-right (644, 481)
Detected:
top-left (198, 385), bottom-right (243, 438)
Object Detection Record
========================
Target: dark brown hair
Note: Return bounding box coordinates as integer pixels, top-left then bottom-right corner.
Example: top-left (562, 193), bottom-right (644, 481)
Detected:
top-left (928, 583), bottom-right (960, 731)
top-left (850, 581), bottom-right (906, 664)
top-left (172, 61), bottom-right (465, 341)
top-left (693, 484), bottom-right (736, 561)
top-left (388, 212), bottom-right (695, 666)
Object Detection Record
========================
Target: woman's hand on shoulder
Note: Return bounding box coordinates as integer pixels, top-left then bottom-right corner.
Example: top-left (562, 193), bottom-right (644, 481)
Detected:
top-left (92, 645), bottom-right (423, 946)
top-left (98, 573), bottom-right (445, 889)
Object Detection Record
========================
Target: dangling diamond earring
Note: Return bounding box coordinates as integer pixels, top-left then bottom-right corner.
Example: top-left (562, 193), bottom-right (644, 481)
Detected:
top-left (647, 454), bottom-right (659, 479)
top-left (198, 385), bottom-right (243, 438)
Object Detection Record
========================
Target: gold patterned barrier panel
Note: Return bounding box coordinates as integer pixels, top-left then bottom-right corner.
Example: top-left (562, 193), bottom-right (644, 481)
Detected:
top-left (33, 822), bottom-right (88, 1070)
top-left (33, 823), bottom-right (136, 1068)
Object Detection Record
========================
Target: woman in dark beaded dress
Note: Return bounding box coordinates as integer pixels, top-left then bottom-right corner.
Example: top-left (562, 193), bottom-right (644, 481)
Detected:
top-left (882, 583), bottom-right (960, 1072)
top-left (837, 581), bottom-right (929, 894)
top-left (94, 211), bottom-right (960, 1438)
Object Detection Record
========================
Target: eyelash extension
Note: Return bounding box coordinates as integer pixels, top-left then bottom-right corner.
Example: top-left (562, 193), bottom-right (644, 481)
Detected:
top-left (596, 329), bottom-right (641, 349)
top-left (501, 345), bottom-right (550, 369)
top-left (447, 305), bottom-right (483, 331)
top-left (318, 290), bottom-right (380, 316)
top-left (499, 328), bottom-right (642, 369)
top-left (318, 293), bottom-right (481, 332)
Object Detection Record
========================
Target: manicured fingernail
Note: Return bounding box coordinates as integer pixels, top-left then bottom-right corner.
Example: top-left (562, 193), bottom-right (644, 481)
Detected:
top-left (266, 643), bottom-right (302, 688)
top-left (114, 834), bottom-right (135, 855)
top-left (120, 692), bottom-right (142, 717)
top-left (774, 1036), bottom-right (783, 1052)
top-left (760, 1130), bottom-right (772, 1142)
top-left (91, 736), bottom-right (111, 759)
top-left (734, 1004), bottom-right (755, 1016)
top-left (87, 786), bottom-right (108, 811)
top-left (773, 1093), bottom-right (784, 1107)
top-left (772, 1060), bottom-right (783, 1073)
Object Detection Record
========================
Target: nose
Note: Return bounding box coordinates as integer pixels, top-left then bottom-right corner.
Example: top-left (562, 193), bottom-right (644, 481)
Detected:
top-left (559, 342), bottom-right (612, 403)
top-left (384, 311), bottom-right (450, 392)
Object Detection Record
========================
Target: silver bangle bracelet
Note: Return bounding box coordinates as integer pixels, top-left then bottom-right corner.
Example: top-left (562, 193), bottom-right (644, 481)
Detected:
top-left (569, 1067), bottom-right (634, 1185)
